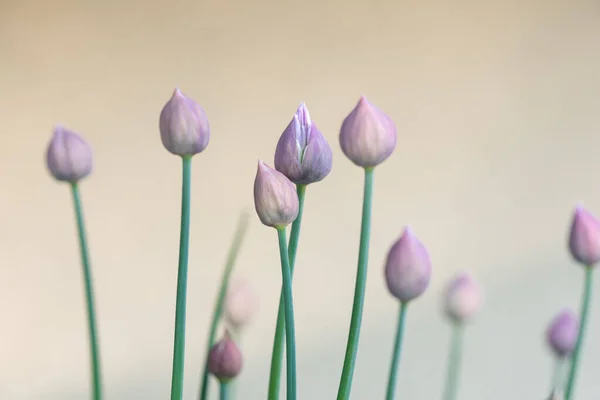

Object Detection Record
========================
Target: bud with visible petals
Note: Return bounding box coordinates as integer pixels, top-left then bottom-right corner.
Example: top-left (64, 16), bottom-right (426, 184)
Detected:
top-left (443, 273), bottom-right (483, 323)
top-left (208, 332), bottom-right (243, 382)
top-left (46, 125), bottom-right (93, 183)
top-left (253, 161), bottom-right (299, 228)
top-left (274, 103), bottom-right (333, 185)
top-left (224, 279), bottom-right (259, 331)
top-left (546, 309), bottom-right (578, 358)
top-left (568, 205), bottom-right (600, 266)
top-left (384, 227), bottom-right (432, 303)
top-left (339, 96), bottom-right (397, 168)
top-left (159, 88), bottom-right (210, 156)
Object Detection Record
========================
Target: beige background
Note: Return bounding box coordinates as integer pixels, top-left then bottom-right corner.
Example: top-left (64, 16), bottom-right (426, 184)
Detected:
top-left (2, 0), bottom-right (600, 398)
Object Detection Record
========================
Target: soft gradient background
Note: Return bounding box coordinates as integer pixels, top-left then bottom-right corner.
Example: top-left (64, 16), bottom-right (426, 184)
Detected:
top-left (2, 0), bottom-right (600, 399)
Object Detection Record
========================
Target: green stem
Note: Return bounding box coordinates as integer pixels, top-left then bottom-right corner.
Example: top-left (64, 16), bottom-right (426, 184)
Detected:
top-left (277, 228), bottom-right (297, 400)
top-left (198, 212), bottom-right (250, 400)
top-left (336, 167), bottom-right (375, 400)
top-left (442, 323), bottom-right (464, 400)
top-left (385, 302), bottom-right (408, 400)
top-left (70, 183), bottom-right (102, 400)
top-left (565, 265), bottom-right (594, 400)
top-left (220, 381), bottom-right (229, 400)
top-left (268, 184), bottom-right (306, 400)
top-left (551, 358), bottom-right (565, 393)
top-left (170, 155), bottom-right (193, 400)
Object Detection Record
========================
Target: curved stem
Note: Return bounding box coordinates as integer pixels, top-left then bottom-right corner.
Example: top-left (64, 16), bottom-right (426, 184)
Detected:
top-left (170, 155), bottom-right (193, 400)
top-left (70, 183), bottom-right (102, 400)
top-left (277, 228), bottom-right (297, 400)
top-left (268, 184), bottom-right (306, 400)
top-left (198, 212), bottom-right (250, 400)
top-left (565, 266), bottom-right (594, 400)
top-left (442, 323), bottom-right (464, 400)
top-left (220, 381), bottom-right (229, 400)
top-left (336, 167), bottom-right (375, 400)
top-left (385, 302), bottom-right (408, 400)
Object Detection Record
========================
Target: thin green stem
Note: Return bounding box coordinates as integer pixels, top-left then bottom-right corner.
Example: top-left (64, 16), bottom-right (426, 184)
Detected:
top-left (220, 381), bottom-right (230, 400)
top-left (170, 155), bottom-right (193, 400)
top-left (442, 323), bottom-right (464, 400)
top-left (268, 184), bottom-right (306, 400)
top-left (385, 302), bottom-right (409, 400)
top-left (70, 183), bottom-right (102, 400)
top-left (336, 167), bottom-right (375, 400)
top-left (565, 265), bottom-right (594, 400)
top-left (277, 228), bottom-right (297, 400)
top-left (550, 358), bottom-right (566, 393)
top-left (198, 212), bottom-right (250, 400)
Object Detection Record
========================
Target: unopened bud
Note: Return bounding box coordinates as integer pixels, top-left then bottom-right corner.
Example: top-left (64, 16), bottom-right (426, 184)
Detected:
top-left (568, 205), bottom-right (600, 266)
top-left (208, 331), bottom-right (243, 382)
top-left (224, 279), bottom-right (258, 332)
top-left (443, 273), bottom-right (483, 323)
top-left (253, 161), bottom-right (299, 229)
top-left (45, 125), bottom-right (93, 183)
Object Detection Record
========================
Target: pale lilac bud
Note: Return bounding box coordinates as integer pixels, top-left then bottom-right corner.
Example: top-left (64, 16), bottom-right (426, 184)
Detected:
top-left (159, 88), bottom-right (210, 156)
top-left (384, 227), bottom-right (432, 303)
top-left (224, 279), bottom-right (259, 331)
top-left (568, 205), bottom-right (600, 266)
top-left (45, 125), bottom-right (93, 183)
top-left (546, 309), bottom-right (578, 358)
top-left (443, 273), bottom-right (483, 323)
top-left (208, 331), bottom-right (243, 382)
top-left (339, 96), bottom-right (397, 168)
top-left (274, 103), bottom-right (333, 185)
top-left (253, 161), bottom-right (299, 228)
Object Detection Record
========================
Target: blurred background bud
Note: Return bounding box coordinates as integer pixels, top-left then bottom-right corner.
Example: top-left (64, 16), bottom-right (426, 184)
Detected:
top-left (46, 125), bottom-right (93, 183)
top-left (443, 273), bottom-right (483, 324)
top-left (207, 331), bottom-right (243, 382)
top-left (546, 309), bottom-right (578, 358)
top-left (224, 278), bottom-right (259, 332)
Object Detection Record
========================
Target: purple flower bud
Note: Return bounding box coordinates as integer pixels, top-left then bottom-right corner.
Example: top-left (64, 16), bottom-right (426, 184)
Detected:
top-left (253, 161), bottom-right (299, 228)
top-left (45, 125), bottom-right (93, 183)
top-left (224, 279), bottom-right (259, 331)
top-left (274, 103), bottom-right (333, 185)
top-left (568, 205), bottom-right (600, 266)
top-left (546, 309), bottom-right (578, 358)
top-left (208, 331), bottom-right (243, 382)
top-left (443, 273), bottom-right (483, 323)
top-left (384, 227), bottom-right (432, 303)
top-left (339, 96), bottom-right (397, 168)
top-left (159, 88), bottom-right (210, 156)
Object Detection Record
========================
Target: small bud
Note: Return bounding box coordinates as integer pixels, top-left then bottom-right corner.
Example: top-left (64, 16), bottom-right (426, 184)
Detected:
top-left (443, 273), bottom-right (483, 323)
top-left (339, 96), bottom-right (397, 168)
top-left (224, 279), bottom-right (259, 331)
top-left (208, 332), bottom-right (243, 382)
top-left (384, 227), bottom-right (432, 303)
top-left (568, 205), bottom-right (600, 266)
top-left (546, 309), bottom-right (578, 358)
top-left (253, 161), bottom-right (299, 228)
top-left (45, 125), bottom-right (93, 183)
top-left (274, 103), bottom-right (333, 185)
top-left (159, 88), bottom-right (210, 156)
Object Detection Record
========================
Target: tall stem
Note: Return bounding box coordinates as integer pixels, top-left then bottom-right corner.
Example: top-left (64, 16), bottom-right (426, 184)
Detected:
top-left (385, 302), bottom-right (408, 400)
top-left (268, 184), bottom-right (306, 400)
top-left (565, 266), bottom-right (594, 400)
top-left (70, 183), bottom-right (102, 400)
top-left (170, 155), bottom-right (193, 400)
top-left (336, 167), bottom-right (375, 400)
top-left (442, 323), bottom-right (464, 400)
top-left (198, 212), bottom-right (250, 400)
top-left (220, 382), bottom-right (229, 400)
top-left (277, 228), bottom-right (297, 400)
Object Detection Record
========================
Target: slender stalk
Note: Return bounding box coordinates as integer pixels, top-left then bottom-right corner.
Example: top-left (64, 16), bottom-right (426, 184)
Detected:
top-left (70, 183), bottom-right (102, 400)
top-left (220, 382), bottom-right (230, 400)
top-left (385, 302), bottom-right (408, 400)
top-left (336, 167), bottom-right (375, 400)
top-left (198, 212), bottom-right (250, 400)
top-left (442, 323), bottom-right (464, 400)
top-left (565, 265), bottom-right (594, 400)
top-left (268, 184), bottom-right (306, 400)
top-left (550, 358), bottom-right (565, 393)
top-left (170, 155), bottom-right (193, 400)
top-left (277, 228), bottom-right (297, 400)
